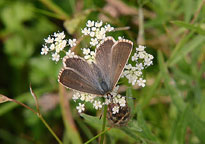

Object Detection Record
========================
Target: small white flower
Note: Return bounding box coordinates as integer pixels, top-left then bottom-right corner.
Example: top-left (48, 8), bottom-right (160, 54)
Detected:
top-left (86, 20), bottom-right (94, 27)
top-left (93, 101), bottom-right (102, 110)
top-left (90, 38), bottom-right (98, 46)
top-left (137, 78), bottom-right (146, 87)
top-left (90, 32), bottom-right (95, 37)
top-left (82, 28), bottom-right (90, 35)
top-left (90, 51), bottom-right (96, 56)
top-left (132, 53), bottom-right (138, 61)
top-left (148, 54), bottom-right (154, 60)
top-left (118, 36), bottom-right (122, 40)
top-left (91, 27), bottom-right (97, 31)
top-left (80, 93), bottom-right (86, 101)
top-left (144, 58), bottom-right (153, 66)
top-left (118, 97), bottom-right (126, 107)
top-left (112, 106), bottom-right (119, 114)
top-left (44, 36), bottom-right (54, 43)
top-left (105, 24), bottom-right (114, 32)
top-left (58, 40), bottom-right (67, 51)
top-left (96, 30), bottom-right (106, 40)
top-left (82, 48), bottom-right (90, 55)
top-left (72, 92), bottom-right (81, 101)
top-left (136, 63), bottom-right (144, 70)
top-left (135, 71), bottom-right (142, 77)
top-left (52, 53), bottom-right (60, 62)
top-left (58, 32), bottom-right (65, 40)
top-left (49, 44), bottom-right (55, 50)
top-left (66, 50), bottom-right (77, 58)
top-left (125, 64), bottom-right (132, 70)
top-left (95, 21), bottom-right (103, 27)
top-left (76, 103), bottom-right (85, 113)
top-left (138, 51), bottom-right (145, 59)
top-left (85, 94), bottom-right (96, 102)
top-left (84, 55), bottom-right (91, 60)
top-left (41, 46), bottom-right (49, 55)
top-left (69, 39), bottom-right (76, 47)
top-left (54, 32), bottom-right (65, 42)
top-left (136, 45), bottom-right (145, 51)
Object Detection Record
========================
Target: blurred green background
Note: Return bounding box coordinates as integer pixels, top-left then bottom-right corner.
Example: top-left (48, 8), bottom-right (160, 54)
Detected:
top-left (0, 0), bottom-right (205, 144)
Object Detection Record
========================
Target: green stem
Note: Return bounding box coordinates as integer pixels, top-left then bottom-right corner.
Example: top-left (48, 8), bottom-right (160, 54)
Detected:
top-left (137, 6), bottom-right (145, 45)
top-left (38, 115), bottom-right (63, 144)
top-left (39, 0), bottom-right (70, 20)
top-left (85, 128), bottom-right (111, 144)
top-left (100, 105), bottom-right (108, 144)
top-left (8, 98), bottom-right (63, 144)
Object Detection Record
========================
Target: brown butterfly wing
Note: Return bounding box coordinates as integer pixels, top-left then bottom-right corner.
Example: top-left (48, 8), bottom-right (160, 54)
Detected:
top-left (110, 39), bottom-right (133, 89)
top-left (58, 67), bottom-right (105, 95)
top-left (60, 57), bottom-right (109, 95)
top-left (95, 37), bottom-right (115, 90)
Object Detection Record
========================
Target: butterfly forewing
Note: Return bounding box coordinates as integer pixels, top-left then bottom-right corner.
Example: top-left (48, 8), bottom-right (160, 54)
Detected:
top-left (110, 40), bottom-right (133, 88)
top-left (95, 37), bottom-right (115, 90)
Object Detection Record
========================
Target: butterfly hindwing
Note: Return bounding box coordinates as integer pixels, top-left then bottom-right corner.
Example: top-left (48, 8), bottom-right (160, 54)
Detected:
top-left (58, 68), bottom-right (104, 95)
top-left (61, 57), bottom-right (111, 95)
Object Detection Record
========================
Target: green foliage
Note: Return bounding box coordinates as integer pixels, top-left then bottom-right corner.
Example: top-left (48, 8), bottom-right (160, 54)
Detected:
top-left (0, 0), bottom-right (205, 144)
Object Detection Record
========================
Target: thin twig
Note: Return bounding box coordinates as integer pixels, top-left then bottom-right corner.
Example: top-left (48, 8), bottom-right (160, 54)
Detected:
top-left (38, 114), bottom-right (63, 144)
top-left (30, 84), bottom-right (40, 114)
top-left (114, 26), bottom-right (130, 31)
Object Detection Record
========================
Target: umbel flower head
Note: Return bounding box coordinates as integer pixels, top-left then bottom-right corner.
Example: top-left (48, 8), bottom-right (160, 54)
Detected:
top-left (41, 20), bottom-right (154, 114)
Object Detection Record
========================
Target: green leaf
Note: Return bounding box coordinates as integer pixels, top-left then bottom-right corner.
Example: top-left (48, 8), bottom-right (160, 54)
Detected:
top-left (121, 106), bottom-right (159, 143)
top-left (172, 21), bottom-right (205, 35)
top-left (80, 113), bottom-right (103, 128)
top-left (168, 35), bottom-right (204, 66)
top-left (158, 50), bottom-right (186, 111)
top-left (168, 31), bottom-right (193, 66)
top-left (1, 2), bottom-right (34, 30)
top-left (187, 107), bottom-right (205, 143)
top-left (158, 51), bottom-right (205, 143)
top-left (140, 73), bottom-right (162, 108)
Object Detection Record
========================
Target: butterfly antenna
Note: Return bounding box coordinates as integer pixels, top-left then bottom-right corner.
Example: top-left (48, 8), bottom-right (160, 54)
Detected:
top-left (124, 96), bottom-right (136, 100)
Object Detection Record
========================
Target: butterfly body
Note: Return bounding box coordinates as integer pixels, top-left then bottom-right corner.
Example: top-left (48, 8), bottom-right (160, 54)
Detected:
top-left (58, 37), bottom-right (133, 96)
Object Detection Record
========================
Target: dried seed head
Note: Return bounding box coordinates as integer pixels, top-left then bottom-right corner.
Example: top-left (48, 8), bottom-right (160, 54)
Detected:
top-left (107, 102), bottom-right (131, 127)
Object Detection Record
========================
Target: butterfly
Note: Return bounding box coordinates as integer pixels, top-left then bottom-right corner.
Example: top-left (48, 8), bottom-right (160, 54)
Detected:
top-left (58, 36), bottom-right (133, 96)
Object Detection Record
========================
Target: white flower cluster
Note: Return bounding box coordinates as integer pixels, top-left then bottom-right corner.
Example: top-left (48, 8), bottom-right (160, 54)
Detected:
top-left (121, 45), bottom-right (154, 87)
top-left (73, 86), bottom-right (127, 114)
top-left (41, 31), bottom-right (77, 62)
top-left (81, 20), bottom-right (114, 47)
top-left (80, 20), bottom-right (114, 63)
top-left (82, 48), bottom-right (96, 64)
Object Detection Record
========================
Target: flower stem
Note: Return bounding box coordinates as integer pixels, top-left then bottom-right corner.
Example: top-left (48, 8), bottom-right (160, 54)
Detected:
top-left (85, 128), bottom-right (111, 144)
top-left (100, 105), bottom-right (108, 144)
